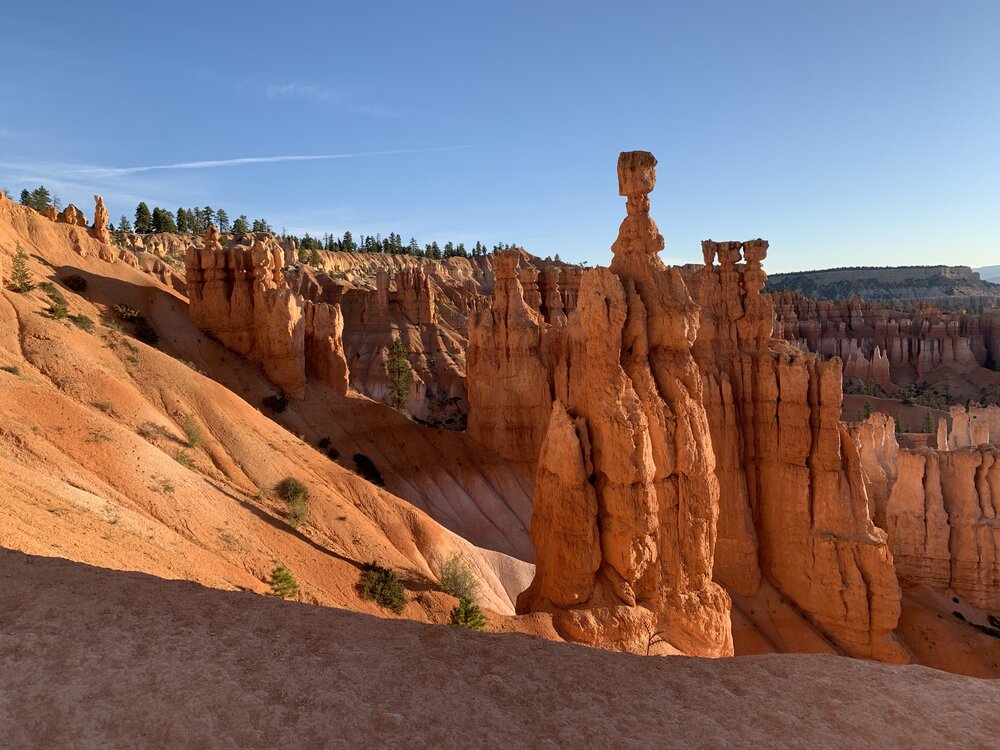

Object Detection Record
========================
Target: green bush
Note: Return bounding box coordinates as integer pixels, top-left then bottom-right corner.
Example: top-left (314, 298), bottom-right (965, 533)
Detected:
top-left (439, 553), bottom-right (480, 600)
top-left (354, 453), bottom-right (384, 487)
top-left (449, 596), bottom-right (486, 631)
top-left (358, 563), bottom-right (406, 613)
top-left (113, 303), bottom-right (159, 346)
top-left (267, 563), bottom-right (299, 599)
top-left (1, 365), bottom-right (19, 375)
top-left (274, 477), bottom-right (309, 526)
top-left (69, 314), bottom-right (94, 332)
top-left (262, 390), bottom-right (289, 412)
top-left (174, 450), bottom-right (195, 469)
top-left (183, 416), bottom-right (202, 448)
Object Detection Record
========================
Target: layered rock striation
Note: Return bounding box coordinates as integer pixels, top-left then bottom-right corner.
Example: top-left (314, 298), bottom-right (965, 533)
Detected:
top-left (774, 292), bottom-right (1000, 404)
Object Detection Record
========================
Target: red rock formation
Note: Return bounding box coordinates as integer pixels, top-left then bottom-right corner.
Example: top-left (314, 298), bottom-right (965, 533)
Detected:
top-left (685, 244), bottom-right (906, 663)
top-left (466, 252), bottom-right (554, 462)
top-left (888, 446), bottom-right (1000, 611)
top-left (466, 254), bottom-right (582, 459)
top-left (517, 152), bottom-right (733, 657)
top-left (941, 404), bottom-right (1000, 449)
top-left (57, 204), bottom-right (88, 226)
top-left (848, 413), bottom-right (1000, 615)
top-left (185, 228), bottom-right (348, 399)
top-left (774, 292), bottom-right (1000, 403)
top-left (91, 195), bottom-right (110, 245)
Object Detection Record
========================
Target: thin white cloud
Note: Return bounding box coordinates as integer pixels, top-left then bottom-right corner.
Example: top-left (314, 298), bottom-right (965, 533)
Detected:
top-left (0, 146), bottom-right (476, 179)
top-left (264, 81), bottom-right (401, 118)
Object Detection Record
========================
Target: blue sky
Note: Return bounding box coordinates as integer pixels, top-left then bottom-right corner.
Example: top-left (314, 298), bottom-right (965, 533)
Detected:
top-left (1, 1), bottom-right (997, 271)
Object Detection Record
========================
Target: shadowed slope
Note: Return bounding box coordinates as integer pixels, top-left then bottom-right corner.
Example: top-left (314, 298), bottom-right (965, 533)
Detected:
top-left (1, 549), bottom-right (998, 749)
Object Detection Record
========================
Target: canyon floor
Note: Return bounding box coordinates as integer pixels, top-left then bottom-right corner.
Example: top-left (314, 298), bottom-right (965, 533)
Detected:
top-left (2, 548), bottom-right (998, 750)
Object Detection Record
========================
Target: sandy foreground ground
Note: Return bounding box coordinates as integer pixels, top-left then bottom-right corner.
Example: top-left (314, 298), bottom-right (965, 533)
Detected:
top-left (1, 548), bottom-right (997, 750)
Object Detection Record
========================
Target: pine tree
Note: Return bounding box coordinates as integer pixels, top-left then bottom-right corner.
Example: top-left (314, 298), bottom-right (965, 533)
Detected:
top-left (176, 208), bottom-right (190, 233)
top-left (267, 563), bottom-right (299, 599)
top-left (10, 244), bottom-right (33, 293)
top-left (134, 202), bottom-right (152, 233)
top-left (921, 410), bottom-right (936, 434)
top-left (216, 209), bottom-right (230, 233)
top-left (856, 400), bottom-right (875, 422)
top-left (233, 215), bottom-right (249, 237)
top-left (407, 237), bottom-right (420, 256)
top-left (449, 596), bottom-right (486, 631)
top-left (341, 231), bottom-right (356, 253)
top-left (151, 207), bottom-right (177, 233)
top-left (385, 337), bottom-right (412, 411)
top-left (117, 215), bottom-right (133, 233)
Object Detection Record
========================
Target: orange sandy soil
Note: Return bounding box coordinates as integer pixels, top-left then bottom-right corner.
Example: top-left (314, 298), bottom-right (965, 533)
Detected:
top-left (2, 549), bottom-right (998, 750)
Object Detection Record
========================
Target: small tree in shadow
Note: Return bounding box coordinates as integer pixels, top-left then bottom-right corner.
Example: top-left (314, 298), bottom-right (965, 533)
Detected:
top-left (267, 563), bottom-right (299, 599)
top-left (449, 596), bottom-right (486, 631)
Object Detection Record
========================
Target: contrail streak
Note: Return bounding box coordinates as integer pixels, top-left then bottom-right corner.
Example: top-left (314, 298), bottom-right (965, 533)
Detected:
top-left (0, 146), bottom-right (476, 178)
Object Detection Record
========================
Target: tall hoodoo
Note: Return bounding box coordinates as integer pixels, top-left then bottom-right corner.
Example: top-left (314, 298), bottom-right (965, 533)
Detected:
top-left (91, 195), bottom-right (110, 245)
top-left (517, 152), bottom-right (733, 657)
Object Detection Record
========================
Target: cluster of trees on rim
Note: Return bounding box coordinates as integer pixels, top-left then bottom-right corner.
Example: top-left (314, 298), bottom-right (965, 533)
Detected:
top-left (13, 184), bottom-right (517, 261)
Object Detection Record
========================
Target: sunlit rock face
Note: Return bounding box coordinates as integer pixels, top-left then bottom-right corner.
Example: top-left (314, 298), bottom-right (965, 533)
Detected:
top-left (185, 227), bottom-right (348, 399)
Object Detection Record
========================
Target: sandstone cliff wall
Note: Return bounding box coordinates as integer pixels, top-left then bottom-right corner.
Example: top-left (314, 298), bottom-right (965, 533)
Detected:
top-left (684, 244), bottom-right (905, 663)
top-left (184, 228), bottom-right (349, 399)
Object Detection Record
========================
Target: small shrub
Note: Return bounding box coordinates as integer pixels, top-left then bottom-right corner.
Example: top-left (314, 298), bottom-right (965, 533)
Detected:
top-left (173, 450), bottom-right (195, 469)
top-left (317, 437), bottom-right (332, 450)
top-left (86, 428), bottom-right (112, 443)
top-left (357, 563), bottom-right (406, 613)
top-left (62, 274), bottom-right (88, 293)
top-left (267, 563), bottom-right (299, 599)
top-left (274, 477), bottom-right (309, 526)
top-left (326, 446), bottom-right (340, 461)
top-left (137, 421), bottom-right (166, 440)
top-left (439, 553), bottom-right (480, 601)
top-left (48, 303), bottom-right (69, 319)
top-left (113, 303), bottom-right (159, 346)
top-left (69, 314), bottom-right (94, 332)
top-left (112, 303), bottom-right (142, 322)
top-left (1, 365), bottom-right (19, 375)
top-left (150, 477), bottom-right (175, 494)
top-left (92, 400), bottom-right (115, 414)
top-left (262, 390), bottom-right (289, 413)
top-left (183, 416), bottom-right (202, 448)
top-left (449, 596), bottom-right (486, 631)
top-left (354, 453), bottom-right (384, 487)
top-left (40, 282), bottom-right (67, 308)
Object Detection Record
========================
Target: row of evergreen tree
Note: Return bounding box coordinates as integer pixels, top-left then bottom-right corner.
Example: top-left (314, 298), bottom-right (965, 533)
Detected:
top-left (14, 185), bottom-right (521, 261)
top-left (288, 231), bottom-right (513, 260)
top-left (120, 203), bottom-right (271, 237)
